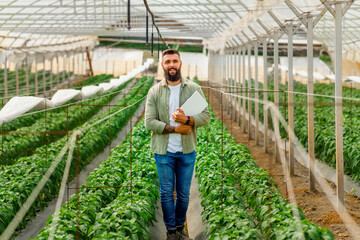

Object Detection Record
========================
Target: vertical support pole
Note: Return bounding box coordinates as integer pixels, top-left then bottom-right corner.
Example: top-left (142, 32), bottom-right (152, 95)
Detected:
top-left (229, 50), bottom-right (232, 114)
top-left (238, 48), bottom-right (242, 126)
top-left (62, 55), bottom-right (66, 84)
top-left (77, 53), bottom-right (80, 77)
top-left (254, 41), bottom-right (260, 145)
top-left (335, 3), bottom-right (344, 209)
top-left (248, 44), bottom-right (252, 139)
top-left (26, 56), bottom-right (29, 96)
top-left (4, 55), bottom-right (8, 102)
top-left (307, 16), bottom-right (316, 191)
top-left (242, 46), bottom-right (246, 133)
top-left (43, 56), bottom-right (46, 97)
top-left (56, 56), bottom-right (60, 87)
top-left (72, 54), bottom-right (75, 78)
top-left (287, 23), bottom-right (295, 176)
top-left (274, 34), bottom-right (280, 161)
top-left (35, 57), bottom-right (38, 96)
top-left (234, 50), bottom-right (238, 121)
top-left (50, 57), bottom-right (53, 95)
top-left (67, 54), bottom-right (70, 87)
top-left (15, 64), bottom-right (19, 96)
top-left (263, 39), bottom-right (269, 153)
top-left (86, 47), bottom-right (94, 76)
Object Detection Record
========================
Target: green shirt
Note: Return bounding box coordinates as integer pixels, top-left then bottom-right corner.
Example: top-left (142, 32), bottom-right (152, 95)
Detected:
top-left (144, 78), bottom-right (210, 155)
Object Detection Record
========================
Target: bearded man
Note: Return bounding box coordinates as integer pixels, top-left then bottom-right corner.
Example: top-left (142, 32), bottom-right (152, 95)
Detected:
top-left (145, 49), bottom-right (209, 240)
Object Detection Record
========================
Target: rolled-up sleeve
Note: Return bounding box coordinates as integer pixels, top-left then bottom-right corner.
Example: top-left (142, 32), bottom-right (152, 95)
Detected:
top-left (193, 87), bottom-right (210, 128)
top-left (145, 87), bottom-right (166, 134)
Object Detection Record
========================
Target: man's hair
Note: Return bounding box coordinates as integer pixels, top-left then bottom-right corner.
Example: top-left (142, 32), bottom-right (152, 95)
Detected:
top-left (162, 49), bottom-right (180, 58)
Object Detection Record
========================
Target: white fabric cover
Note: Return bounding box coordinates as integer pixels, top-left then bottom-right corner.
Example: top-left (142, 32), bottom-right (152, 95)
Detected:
top-left (344, 76), bottom-right (360, 83)
top-left (0, 58), bottom-right (155, 125)
top-left (81, 85), bottom-right (103, 98)
top-left (110, 77), bottom-right (127, 88)
top-left (0, 97), bottom-right (55, 124)
top-left (99, 83), bottom-right (114, 92)
top-left (51, 89), bottom-right (83, 106)
top-left (314, 72), bottom-right (325, 80)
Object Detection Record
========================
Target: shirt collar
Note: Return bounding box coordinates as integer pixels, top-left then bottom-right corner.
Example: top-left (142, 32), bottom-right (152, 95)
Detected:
top-left (161, 77), bottom-right (188, 88)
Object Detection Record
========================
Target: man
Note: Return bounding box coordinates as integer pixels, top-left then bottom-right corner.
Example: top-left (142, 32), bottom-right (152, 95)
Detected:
top-left (145, 49), bottom-right (209, 240)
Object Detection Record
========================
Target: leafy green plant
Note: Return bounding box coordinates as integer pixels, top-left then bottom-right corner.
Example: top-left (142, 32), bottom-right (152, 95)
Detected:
top-left (35, 119), bottom-right (159, 240)
top-left (0, 77), bottom-right (153, 236)
top-left (1, 75), bottom-right (128, 165)
top-left (196, 108), bottom-right (334, 239)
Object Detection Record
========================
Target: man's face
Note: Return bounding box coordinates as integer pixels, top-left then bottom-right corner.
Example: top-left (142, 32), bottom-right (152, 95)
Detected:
top-left (161, 53), bottom-right (182, 82)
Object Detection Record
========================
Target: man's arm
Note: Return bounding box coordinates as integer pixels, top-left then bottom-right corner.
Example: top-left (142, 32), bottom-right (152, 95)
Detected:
top-left (162, 124), bottom-right (192, 134)
top-left (145, 87), bottom-right (192, 135)
top-left (144, 87), bottom-right (166, 134)
top-left (171, 87), bottom-right (210, 128)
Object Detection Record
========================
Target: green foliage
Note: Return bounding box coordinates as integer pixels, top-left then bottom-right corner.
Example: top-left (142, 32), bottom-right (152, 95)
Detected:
top-left (0, 69), bottom-right (73, 99)
top-left (36, 120), bottom-right (159, 240)
top-left (0, 77), bottom-right (153, 236)
top-left (242, 78), bottom-right (360, 184)
top-left (1, 74), bottom-right (125, 165)
top-left (196, 109), bottom-right (334, 240)
top-left (1, 74), bottom-right (113, 132)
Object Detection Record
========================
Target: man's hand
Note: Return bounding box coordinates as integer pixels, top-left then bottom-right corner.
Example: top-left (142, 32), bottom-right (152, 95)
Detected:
top-left (175, 124), bottom-right (192, 135)
top-left (172, 108), bottom-right (187, 124)
top-left (162, 124), bottom-right (192, 135)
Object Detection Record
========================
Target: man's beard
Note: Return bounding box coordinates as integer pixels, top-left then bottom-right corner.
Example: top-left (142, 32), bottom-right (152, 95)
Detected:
top-left (164, 67), bottom-right (182, 82)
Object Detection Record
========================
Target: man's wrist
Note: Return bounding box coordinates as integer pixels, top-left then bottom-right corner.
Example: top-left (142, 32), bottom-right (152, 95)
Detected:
top-left (185, 116), bottom-right (190, 125)
top-left (162, 124), bottom-right (176, 134)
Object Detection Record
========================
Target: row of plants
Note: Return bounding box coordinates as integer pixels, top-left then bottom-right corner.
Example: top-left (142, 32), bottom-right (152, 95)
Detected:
top-left (0, 77), bottom-right (153, 236)
top-left (35, 120), bottom-right (159, 239)
top-left (196, 108), bottom-right (334, 239)
top-left (1, 74), bottom-right (114, 133)
top-left (73, 74), bottom-right (114, 89)
top-left (227, 78), bottom-right (360, 183)
top-left (1, 75), bottom-right (130, 165)
top-left (0, 69), bottom-right (73, 98)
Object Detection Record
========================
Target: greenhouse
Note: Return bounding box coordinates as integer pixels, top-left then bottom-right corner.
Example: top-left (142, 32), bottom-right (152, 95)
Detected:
top-left (1, 0), bottom-right (360, 239)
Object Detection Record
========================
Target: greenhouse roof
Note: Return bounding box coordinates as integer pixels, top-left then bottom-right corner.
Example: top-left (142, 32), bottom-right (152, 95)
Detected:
top-left (0, 0), bottom-right (359, 59)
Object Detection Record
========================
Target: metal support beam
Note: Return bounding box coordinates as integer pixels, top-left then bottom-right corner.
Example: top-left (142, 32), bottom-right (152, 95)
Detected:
top-left (262, 38), bottom-right (269, 153)
top-left (35, 57), bottom-right (38, 96)
top-left (287, 23), bottom-right (295, 176)
top-left (242, 46), bottom-right (246, 133)
top-left (307, 16), bottom-right (316, 191)
top-left (238, 48), bottom-right (242, 127)
top-left (43, 56), bottom-right (46, 97)
top-left (273, 32), bottom-right (281, 162)
top-left (26, 56), bottom-right (29, 96)
top-left (248, 44), bottom-right (252, 139)
top-left (254, 40), bottom-right (260, 145)
top-left (4, 56), bottom-right (8, 102)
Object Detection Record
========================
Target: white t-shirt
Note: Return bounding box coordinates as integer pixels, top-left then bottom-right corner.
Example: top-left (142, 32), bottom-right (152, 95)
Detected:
top-left (167, 84), bottom-right (182, 153)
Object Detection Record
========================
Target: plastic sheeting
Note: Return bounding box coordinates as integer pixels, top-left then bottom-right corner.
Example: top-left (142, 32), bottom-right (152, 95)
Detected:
top-left (81, 86), bottom-right (104, 98)
top-left (0, 97), bottom-right (54, 125)
top-left (0, 58), bottom-right (154, 125)
top-left (51, 89), bottom-right (83, 107)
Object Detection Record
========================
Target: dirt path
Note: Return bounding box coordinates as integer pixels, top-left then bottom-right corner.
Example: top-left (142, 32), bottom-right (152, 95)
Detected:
top-left (203, 84), bottom-right (360, 240)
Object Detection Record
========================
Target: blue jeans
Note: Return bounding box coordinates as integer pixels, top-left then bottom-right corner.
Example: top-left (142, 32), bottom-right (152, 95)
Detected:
top-left (154, 151), bottom-right (196, 230)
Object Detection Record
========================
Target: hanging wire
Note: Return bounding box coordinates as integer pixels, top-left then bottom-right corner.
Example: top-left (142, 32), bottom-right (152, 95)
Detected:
top-left (143, 0), bottom-right (168, 48)
top-left (146, 10), bottom-right (149, 47)
top-left (127, 0), bottom-right (131, 30)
